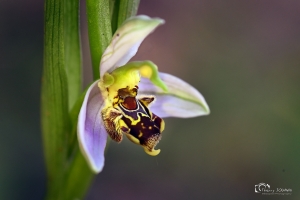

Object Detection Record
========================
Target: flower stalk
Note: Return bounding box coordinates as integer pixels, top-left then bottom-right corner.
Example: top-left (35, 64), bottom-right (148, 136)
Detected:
top-left (42, 0), bottom-right (70, 198)
top-left (86, 0), bottom-right (112, 79)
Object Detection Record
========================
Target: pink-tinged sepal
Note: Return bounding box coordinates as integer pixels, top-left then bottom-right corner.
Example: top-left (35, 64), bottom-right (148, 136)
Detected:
top-left (77, 81), bottom-right (107, 173)
top-left (138, 72), bottom-right (210, 118)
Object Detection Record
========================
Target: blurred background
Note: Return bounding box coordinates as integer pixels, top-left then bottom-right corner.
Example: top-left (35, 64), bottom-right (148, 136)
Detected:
top-left (1, 0), bottom-right (300, 199)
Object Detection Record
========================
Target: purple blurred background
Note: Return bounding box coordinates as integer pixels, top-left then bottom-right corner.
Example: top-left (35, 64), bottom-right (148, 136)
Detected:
top-left (1, 0), bottom-right (300, 199)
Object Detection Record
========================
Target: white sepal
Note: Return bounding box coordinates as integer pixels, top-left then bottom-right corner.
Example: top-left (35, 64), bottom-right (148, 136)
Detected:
top-left (100, 15), bottom-right (164, 77)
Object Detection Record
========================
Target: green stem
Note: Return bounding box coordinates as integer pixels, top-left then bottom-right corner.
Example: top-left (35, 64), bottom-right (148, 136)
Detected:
top-left (64, 148), bottom-right (95, 199)
top-left (43, 0), bottom-right (70, 198)
top-left (110, 0), bottom-right (120, 34)
top-left (110, 0), bottom-right (140, 34)
top-left (86, 0), bottom-right (112, 79)
top-left (64, 0), bottom-right (82, 110)
top-left (117, 0), bottom-right (140, 28)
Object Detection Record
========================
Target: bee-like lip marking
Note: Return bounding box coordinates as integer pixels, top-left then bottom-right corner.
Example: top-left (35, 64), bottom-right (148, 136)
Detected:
top-left (102, 86), bottom-right (164, 156)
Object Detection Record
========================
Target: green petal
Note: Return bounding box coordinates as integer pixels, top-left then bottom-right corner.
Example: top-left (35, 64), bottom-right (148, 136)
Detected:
top-left (111, 61), bottom-right (168, 91)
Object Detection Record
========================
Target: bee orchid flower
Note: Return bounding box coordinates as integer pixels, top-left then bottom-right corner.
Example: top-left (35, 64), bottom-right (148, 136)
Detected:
top-left (78, 15), bottom-right (210, 173)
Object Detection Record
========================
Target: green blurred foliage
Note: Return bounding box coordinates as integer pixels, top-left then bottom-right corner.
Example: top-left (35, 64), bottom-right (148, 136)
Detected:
top-left (1, 0), bottom-right (299, 199)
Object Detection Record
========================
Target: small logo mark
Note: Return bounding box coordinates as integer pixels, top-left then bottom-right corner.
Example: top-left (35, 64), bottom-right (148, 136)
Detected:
top-left (254, 183), bottom-right (292, 195)
top-left (255, 183), bottom-right (270, 193)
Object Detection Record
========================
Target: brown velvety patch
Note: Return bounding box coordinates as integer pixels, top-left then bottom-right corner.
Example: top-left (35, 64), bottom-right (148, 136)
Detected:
top-left (122, 96), bottom-right (137, 110)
